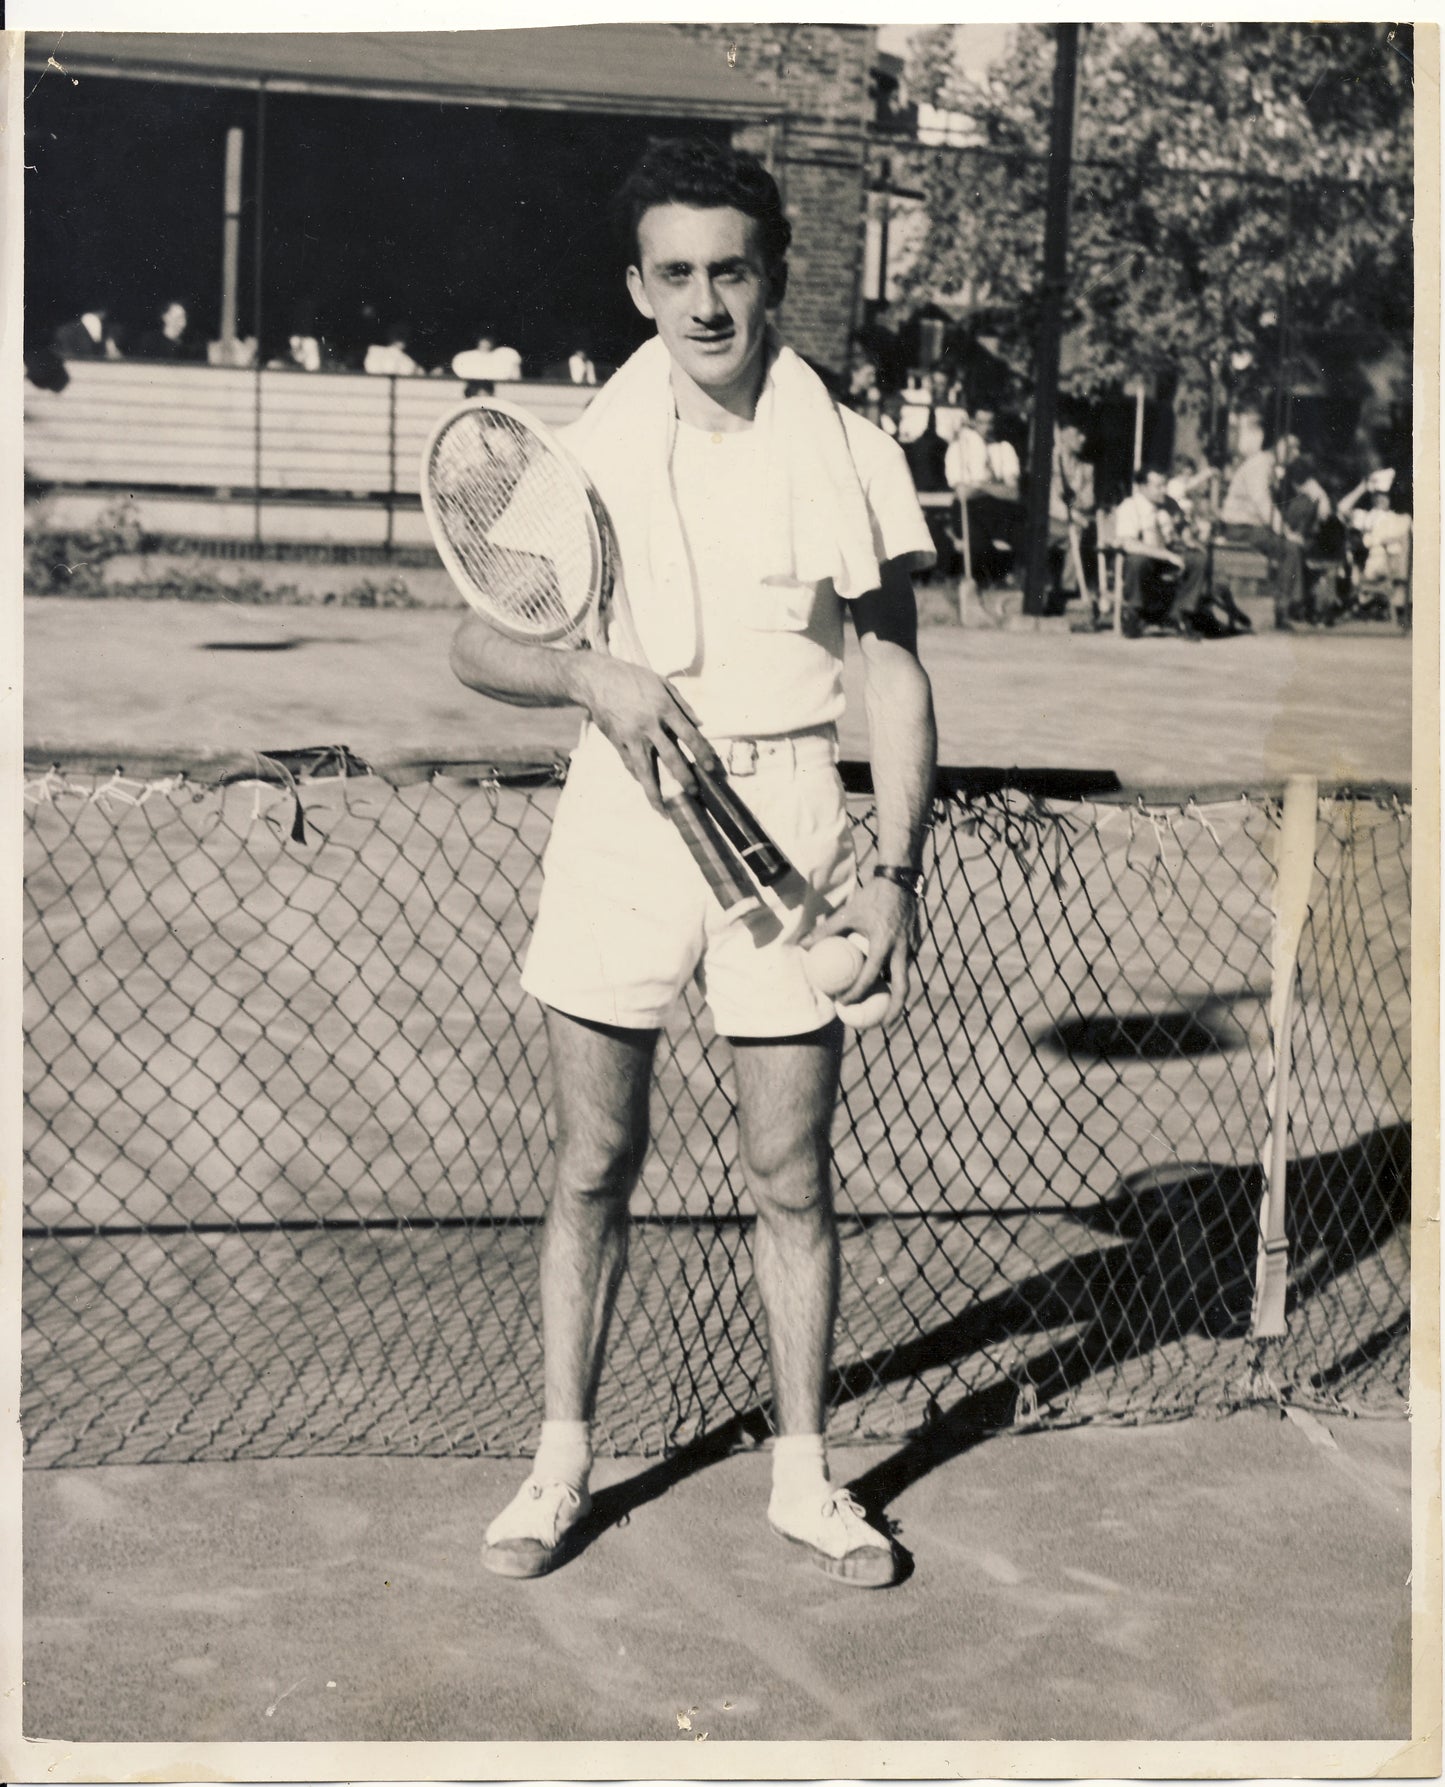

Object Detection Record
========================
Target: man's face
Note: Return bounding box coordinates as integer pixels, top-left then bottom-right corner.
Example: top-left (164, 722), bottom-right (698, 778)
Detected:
top-left (1143, 472), bottom-right (1166, 506)
top-left (627, 203), bottom-right (781, 401)
top-left (1061, 424), bottom-right (1084, 454)
top-left (975, 409), bottom-right (995, 440)
top-left (163, 303), bottom-right (187, 338)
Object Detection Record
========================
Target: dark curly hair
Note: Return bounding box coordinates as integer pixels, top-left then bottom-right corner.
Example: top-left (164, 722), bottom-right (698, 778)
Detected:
top-left (611, 137), bottom-right (792, 269)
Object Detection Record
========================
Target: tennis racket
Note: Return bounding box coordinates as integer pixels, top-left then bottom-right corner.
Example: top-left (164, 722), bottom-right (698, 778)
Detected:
top-left (421, 397), bottom-right (794, 912)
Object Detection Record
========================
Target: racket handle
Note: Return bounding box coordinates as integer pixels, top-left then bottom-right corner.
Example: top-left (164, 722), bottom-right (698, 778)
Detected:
top-left (663, 788), bottom-right (763, 918)
top-left (691, 760), bottom-right (795, 887)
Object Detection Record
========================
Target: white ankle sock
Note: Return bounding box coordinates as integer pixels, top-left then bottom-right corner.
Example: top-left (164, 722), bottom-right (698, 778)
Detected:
top-left (771, 1431), bottom-right (830, 1506)
top-left (532, 1419), bottom-right (592, 1492)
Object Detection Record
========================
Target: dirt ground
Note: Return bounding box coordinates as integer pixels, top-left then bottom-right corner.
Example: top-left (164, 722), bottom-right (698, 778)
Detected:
top-left (24, 591), bottom-right (1412, 789)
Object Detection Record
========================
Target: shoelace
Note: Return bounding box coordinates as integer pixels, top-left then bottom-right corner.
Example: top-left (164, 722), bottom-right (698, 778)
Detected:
top-left (525, 1479), bottom-right (582, 1539)
top-left (821, 1489), bottom-right (869, 1524)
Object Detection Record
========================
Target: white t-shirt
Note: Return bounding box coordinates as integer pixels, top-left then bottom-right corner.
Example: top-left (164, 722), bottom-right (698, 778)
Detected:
top-left (944, 429), bottom-right (1020, 492)
top-left (1113, 492), bottom-right (1166, 550)
top-left (364, 343), bottom-right (421, 376)
top-left (663, 406), bottom-right (932, 739)
top-left (452, 344), bottom-right (524, 381)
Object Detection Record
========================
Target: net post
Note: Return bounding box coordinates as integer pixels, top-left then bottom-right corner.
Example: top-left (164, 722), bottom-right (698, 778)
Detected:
top-left (1250, 773), bottom-right (1320, 1339)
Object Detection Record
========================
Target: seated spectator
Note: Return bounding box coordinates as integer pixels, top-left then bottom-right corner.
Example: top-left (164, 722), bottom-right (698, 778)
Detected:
top-left (207, 335), bottom-right (258, 368)
top-left (1277, 458), bottom-right (1336, 624)
top-left (25, 344), bottom-right (70, 392)
top-left (452, 329), bottom-right (524, 382)
top-left (53, 304), bottom-right (121, 360)
top-left (1165, 453), bottom-right (1215, 521)
top-left (929, 367), bottom-right (967, 447)
top-left (269, 333), bottom-right (324, 372)
top-left (945, 405), bottom-right (1022, 583)
top-left (364, 322), bottom-right (423, 377)
top-left (134, 300), bottom-right (206, 362)
top-left (1112, 467), bottom-right (1207, 639)
top-left (1341, 470), bottom-right (1412, 587)
top-left (1218, 411), bottom-right (1305, 630)
top-left (1159, 485), bottom-right (1251, 636)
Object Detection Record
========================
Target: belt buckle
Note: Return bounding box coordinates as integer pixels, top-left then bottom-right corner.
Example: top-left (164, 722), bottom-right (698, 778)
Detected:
top-left (725, 738), bottom-right (759, 777)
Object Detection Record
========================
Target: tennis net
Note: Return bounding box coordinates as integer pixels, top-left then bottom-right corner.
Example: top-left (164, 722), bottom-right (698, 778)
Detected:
top-left (22, 753), bottom-right (1411, 1465)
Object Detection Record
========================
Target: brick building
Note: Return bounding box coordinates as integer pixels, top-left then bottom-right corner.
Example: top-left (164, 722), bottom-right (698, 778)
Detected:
top-left (24, 24), bottom-right (883, 377)
top-left (672, 24), bottom-right (878, 369)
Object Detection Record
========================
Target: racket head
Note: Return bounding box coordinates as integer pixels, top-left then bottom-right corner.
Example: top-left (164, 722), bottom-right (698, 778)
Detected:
top-left (421, 397), bottom-right (606, 645)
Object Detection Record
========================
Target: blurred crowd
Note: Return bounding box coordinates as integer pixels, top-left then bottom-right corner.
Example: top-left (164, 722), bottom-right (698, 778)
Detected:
top-left (841, 326), bottom-right (1413, 638)
top-left (29, 297), bottom-right (604, 390)
top-left (31, 291), bottom-right (1412, 631)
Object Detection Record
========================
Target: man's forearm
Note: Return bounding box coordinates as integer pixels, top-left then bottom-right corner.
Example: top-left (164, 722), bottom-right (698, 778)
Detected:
top-left (449, 615), bottom-right (597, 711)
top-left (862, 646), bottom-right (937, 869)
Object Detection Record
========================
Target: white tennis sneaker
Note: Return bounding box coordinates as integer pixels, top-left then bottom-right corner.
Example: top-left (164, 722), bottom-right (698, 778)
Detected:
top-left (483, 1477), bottom-right (591, 1579)
top-left (768, 1487), bottom-right (900, 1588)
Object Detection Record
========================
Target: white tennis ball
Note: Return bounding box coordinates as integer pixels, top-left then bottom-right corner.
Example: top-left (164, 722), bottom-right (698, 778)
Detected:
top-left (803, 932), bottom-right (869, 997)
top-left (837, 986), bottom-right (892, 1031)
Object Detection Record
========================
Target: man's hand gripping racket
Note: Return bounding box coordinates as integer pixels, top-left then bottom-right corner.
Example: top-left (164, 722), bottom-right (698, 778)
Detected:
top-left (422, 397), bottom-right (794, 915)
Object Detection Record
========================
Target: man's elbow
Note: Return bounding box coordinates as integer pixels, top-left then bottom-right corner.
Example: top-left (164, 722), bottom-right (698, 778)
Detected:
top-left (450, 615), bottom-right (501, 695)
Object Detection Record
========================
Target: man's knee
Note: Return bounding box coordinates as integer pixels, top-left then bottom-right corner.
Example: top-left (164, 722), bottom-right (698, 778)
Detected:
top-left (553, 1111), bottom-right (647, 1203)
top-left (741, 1126), bottom-right (831, 1217)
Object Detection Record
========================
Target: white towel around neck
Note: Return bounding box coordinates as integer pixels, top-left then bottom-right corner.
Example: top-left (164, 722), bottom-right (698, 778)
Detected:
top-left (564, 333), bottom-right (883, 676)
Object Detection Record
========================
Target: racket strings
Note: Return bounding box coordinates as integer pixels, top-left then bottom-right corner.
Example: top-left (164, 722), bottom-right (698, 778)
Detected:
top-left (429, 409), bottom-right (596, 640)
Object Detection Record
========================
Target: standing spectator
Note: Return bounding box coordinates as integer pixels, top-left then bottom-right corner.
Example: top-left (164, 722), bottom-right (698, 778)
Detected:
top-left (1049, 418), bottom-right (1096, 605)
top-left (567, 343), bottom-right (598, 386)
top-left (364, 321), bottom-right (423, 376)
top-left (945, 405), bottom-right (1022, 582)
top-left (452, 328), bottom-right (524, 382)
top-left (858, 301), bottom-right (907, 393)
top-left (53, 303), bottom-right (121, 360)
top-left (846, 341), bottom-right (880, 411)
top-left (133, 299), bottom-right (205, 362)
top-left (1218, 411), bottom-right (1304, 630)
top-left (896, 370), bottom-right (950, 494)
top-left (1113, 467), bottom-right (1207, 638)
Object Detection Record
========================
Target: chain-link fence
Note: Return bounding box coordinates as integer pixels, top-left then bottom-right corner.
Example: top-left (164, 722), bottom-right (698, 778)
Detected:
top-left (22, 753), bottom-right (1411, 1467)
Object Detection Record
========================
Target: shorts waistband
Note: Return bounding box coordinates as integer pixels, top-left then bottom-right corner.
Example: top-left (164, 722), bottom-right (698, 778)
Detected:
top-left (705, 724), bottom-right (839, 777)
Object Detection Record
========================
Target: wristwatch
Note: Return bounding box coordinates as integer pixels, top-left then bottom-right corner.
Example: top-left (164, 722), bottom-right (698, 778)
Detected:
top-left (873, 864), bottom-right (924, 897)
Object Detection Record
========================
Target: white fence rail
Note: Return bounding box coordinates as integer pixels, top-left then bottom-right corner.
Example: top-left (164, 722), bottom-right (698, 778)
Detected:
top-left (25, 361), bottom-right (596, 545)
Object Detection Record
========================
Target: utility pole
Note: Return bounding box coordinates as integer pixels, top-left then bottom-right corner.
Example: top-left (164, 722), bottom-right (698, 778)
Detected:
top-left (1021, 24), bottom-right (1082, 617)
top-left (219, 127), bottom-right (244, 362)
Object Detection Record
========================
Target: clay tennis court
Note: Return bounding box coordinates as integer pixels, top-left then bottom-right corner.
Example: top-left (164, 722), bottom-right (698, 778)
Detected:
top-left (20, 589), bottom-right (1425, 1760)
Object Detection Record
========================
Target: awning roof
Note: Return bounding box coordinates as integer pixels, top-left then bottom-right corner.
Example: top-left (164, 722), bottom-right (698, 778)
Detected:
top-left (23, 27), bottom-right (779, 120)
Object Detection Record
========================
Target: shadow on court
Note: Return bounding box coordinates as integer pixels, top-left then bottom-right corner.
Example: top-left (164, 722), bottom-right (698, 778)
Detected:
top-left (22, 1405), bottom-right (1412, 1747)
top-left (23, 1122), bottom-right (1415, 1748)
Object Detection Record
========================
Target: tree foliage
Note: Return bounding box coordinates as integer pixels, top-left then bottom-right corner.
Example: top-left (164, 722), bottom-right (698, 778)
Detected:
top-left (903, 23), bottom-right (1414, 412)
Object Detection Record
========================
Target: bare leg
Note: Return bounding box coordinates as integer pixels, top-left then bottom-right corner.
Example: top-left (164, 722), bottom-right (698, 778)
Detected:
top-left (732, 1022), bottom-right (897, 1586)
top-left (731, 1023), bottom-right (843, 1433)
top-left (483, 1008), bottom-right (655, 1578)
top-left (540, 1007), bottom-right (657, 1422)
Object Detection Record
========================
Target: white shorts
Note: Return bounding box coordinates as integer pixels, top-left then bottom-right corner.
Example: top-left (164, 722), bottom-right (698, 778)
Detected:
top-left (521, 723), bottom-right (856, 1036)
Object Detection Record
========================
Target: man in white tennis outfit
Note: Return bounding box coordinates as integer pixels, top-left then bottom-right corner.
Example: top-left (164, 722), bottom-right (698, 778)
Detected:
top-left (450, 139), bottom-right (937, 1589)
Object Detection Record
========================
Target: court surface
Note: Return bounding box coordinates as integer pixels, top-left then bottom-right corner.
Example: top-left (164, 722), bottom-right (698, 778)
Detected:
top-left (23, 590), bottom-right (1412, 787)
top-left (22, 1409), bottom-right (1412, 1745)
top-left (19, 591), bottom-right (1422, 1757)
